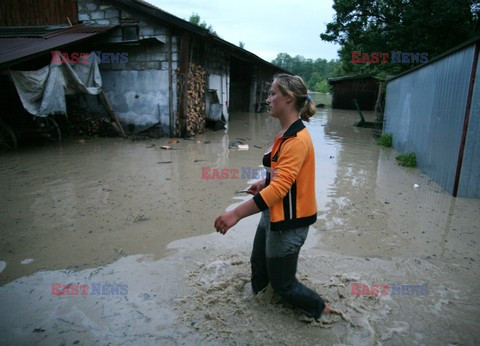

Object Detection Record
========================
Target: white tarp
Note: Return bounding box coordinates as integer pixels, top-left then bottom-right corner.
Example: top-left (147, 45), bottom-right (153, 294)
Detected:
top-left (9, 54), bottom-right (102, 117)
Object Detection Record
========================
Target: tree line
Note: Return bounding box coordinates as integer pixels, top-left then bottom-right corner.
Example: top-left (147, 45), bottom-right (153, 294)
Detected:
top-left (271, 54), bottom-right (340, 93)
top-left (320, 0), bottom-right (480, 77)
top-left (272, 0), bottom-right (479, 91)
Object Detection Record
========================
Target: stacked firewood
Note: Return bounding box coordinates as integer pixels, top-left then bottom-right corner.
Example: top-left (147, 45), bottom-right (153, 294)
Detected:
top-left (68, 107), bottom-right (117, 137)
top-left (177, 63), bottom-right (206, 137)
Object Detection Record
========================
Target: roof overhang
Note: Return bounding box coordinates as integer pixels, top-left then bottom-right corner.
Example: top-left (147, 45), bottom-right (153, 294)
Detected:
top-left (0, 23), bottom-right (118, 69)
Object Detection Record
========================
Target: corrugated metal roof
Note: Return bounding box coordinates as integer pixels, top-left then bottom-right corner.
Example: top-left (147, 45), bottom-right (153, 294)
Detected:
top-left (0, 23), bottom-right (117, 67)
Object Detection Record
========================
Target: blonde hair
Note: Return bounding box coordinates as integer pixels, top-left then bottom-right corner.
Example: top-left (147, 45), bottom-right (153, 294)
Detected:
top-left (273, 73), bottom-right (316, 122)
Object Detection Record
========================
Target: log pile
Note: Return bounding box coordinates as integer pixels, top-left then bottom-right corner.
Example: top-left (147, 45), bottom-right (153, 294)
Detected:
top-left (68, 107), bottom-right (117, 138)
top-left (177, 63), bottom-right (206, 137)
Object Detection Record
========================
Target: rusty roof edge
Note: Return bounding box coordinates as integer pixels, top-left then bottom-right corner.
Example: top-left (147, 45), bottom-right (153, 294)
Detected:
top-left (0, 23), bottom-right (117, 38)
top-left (42, 23), bottom-right (117, 39)
top-left (0, 24), bottom-right (119, 69)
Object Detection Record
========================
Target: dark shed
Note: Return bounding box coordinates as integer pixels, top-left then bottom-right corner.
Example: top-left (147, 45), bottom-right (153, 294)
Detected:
top-left (328, 74), bottom-right (379, 110)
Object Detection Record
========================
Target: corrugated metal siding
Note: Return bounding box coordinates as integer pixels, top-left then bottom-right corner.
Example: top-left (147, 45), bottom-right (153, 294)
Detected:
top-left (458, 51), bottom-right (480, 198)
top-left (0, 24), bottom-right (116, 67)
top-left (384, 44), bottom-right (475, 195)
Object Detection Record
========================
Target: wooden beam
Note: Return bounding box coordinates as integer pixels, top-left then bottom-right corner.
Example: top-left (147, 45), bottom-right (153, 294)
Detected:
top-left (99, 90), bottom-right (126, 138)
top-left (453, 42), bottom-right (479, 197)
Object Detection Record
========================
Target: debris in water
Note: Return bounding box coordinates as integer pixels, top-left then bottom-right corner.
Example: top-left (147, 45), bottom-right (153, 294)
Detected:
top-left (133, 215), bottom-right (149, 223)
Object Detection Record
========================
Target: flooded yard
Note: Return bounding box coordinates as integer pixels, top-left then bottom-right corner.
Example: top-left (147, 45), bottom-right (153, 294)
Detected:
top-left (0, 109), bottom-right (479, 345)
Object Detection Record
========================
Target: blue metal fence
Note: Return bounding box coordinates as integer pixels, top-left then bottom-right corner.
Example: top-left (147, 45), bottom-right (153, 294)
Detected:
top-left (384, 43), bottom-right (478, 197)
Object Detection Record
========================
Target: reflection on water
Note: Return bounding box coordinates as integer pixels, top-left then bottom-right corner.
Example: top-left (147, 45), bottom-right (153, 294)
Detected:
top-left (0, 108), bottom-right (479, 344)
top-left (1, 109), bottom-right (479, 283)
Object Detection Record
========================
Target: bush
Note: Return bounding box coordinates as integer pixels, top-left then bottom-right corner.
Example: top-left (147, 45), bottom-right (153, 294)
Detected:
top-left (377, 133), bottom-right (392, 147)
top-left (396, 152), bottom-right (417, 167)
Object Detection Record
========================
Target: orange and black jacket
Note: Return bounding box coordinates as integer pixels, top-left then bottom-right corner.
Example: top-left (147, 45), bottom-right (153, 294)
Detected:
top-left (253, 119), bottom-right (317, 231)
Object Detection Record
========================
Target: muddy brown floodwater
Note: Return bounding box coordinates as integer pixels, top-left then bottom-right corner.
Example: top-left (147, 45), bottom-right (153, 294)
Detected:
top-left (1, 109), bottom-right (479, 345)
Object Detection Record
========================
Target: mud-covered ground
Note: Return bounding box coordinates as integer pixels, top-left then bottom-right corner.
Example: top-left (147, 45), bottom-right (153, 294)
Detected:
top-left (0, 109), bottom-right (479, 345)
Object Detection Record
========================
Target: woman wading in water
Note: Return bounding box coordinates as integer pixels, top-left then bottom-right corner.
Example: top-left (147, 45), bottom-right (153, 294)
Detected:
top-left (214, 73), bottom-right (332, 320)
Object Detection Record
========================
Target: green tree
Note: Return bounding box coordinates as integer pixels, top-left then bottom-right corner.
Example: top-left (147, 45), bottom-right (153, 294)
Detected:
top-left (271, 53), bottom-right (341, 92)
top-left (320, 0), bottom-right (480, 76)
top-left (189, 13), bottom-right (217, 35)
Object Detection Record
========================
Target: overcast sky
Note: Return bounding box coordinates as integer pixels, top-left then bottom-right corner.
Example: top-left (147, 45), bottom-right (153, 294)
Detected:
top-left (147, 0), bottom-right (341, 63)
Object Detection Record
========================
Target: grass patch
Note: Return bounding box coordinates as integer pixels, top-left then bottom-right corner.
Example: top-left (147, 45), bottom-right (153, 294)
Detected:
top-left (377, 133), bottom-right (392, 147)
top-left (396, 152), bottom-right (417, 167)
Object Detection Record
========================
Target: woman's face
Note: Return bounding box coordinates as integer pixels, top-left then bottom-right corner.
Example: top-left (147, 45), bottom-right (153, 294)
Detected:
top-left (266, 81), bottom-right (291, 118)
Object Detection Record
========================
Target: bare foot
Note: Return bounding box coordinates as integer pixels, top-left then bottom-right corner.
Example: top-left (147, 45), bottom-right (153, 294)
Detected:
top-left (323, 303), bottom-right (334, 314)
top-left (323, 304), bottom-right (349, 322)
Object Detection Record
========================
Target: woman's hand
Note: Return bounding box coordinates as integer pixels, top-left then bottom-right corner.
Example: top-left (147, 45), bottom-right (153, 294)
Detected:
top-left (214, 210), bottom-right (240, 235)
top-left (247, 180), bottom-right (265, 195)
top-left (214, 200), bottom-right (261, 235)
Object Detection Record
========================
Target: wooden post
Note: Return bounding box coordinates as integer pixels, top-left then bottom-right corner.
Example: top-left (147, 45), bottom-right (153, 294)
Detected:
top-left (453, 41), bottom-right (479, 197)
top-left (353, 99), bottom-right (366, 126)
top-left (99, 90), bottom-right (126, 137)
top-left (373, 81), bottom-right (385, 123)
